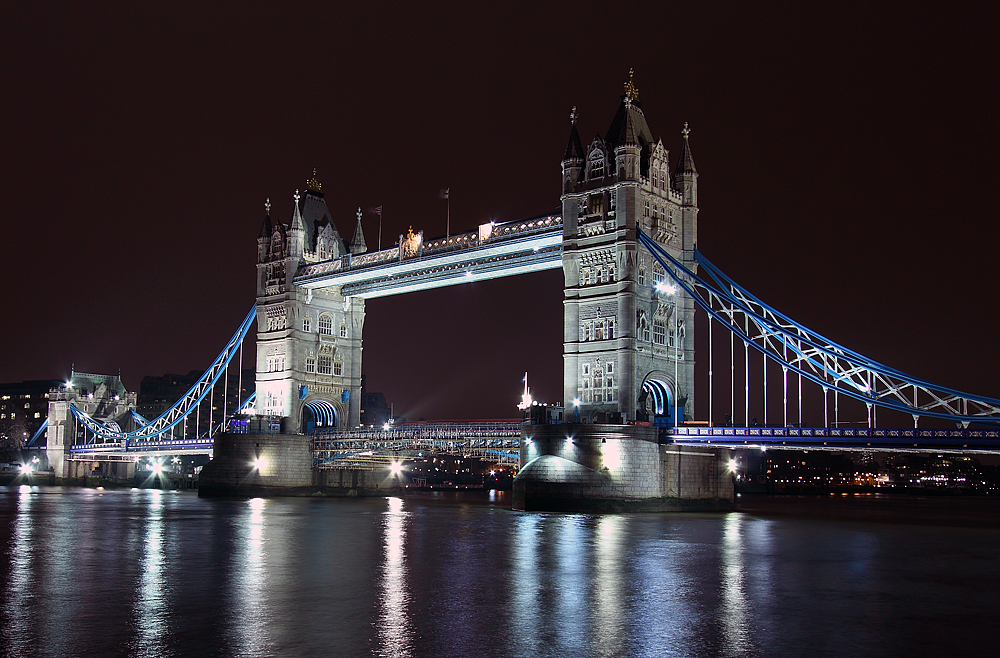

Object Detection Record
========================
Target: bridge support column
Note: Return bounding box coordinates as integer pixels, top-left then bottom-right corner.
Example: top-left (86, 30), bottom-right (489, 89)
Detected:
top-left (199, 432), bottom-right (313, 497)
top-left (513, 423), bottom-right (733, 512)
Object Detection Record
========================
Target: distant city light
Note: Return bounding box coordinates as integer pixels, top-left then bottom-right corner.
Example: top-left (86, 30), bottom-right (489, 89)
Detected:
top-left (728, 459), bottom-right (739, 472)
top-left (389, 462), bottom-right (403, 475)
top-left (20, 463), bottom-right (33, 475)
top-left (150, 461), bottom-right (164, 475)
top-left (253, 457), bottom-right (266, 471)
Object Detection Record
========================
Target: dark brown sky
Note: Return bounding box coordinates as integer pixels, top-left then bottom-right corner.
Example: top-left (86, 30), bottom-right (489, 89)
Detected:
top-left (3, 2), bottom-right (998, 422)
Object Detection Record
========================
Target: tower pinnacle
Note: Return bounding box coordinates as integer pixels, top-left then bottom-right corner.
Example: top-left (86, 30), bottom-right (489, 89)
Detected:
top-left (350, 207), bottom-right (367, 254)
top-left (306, 169), bottom-right (322, 193)
top-left (623, 68), bottom-right (639, 102)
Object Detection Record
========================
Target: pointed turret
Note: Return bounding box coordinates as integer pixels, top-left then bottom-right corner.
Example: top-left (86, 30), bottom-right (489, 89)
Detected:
top-left (288, 190), bottom-right (305, 259)
top-left (675, 122), bottom-right (697, 176)
top-left (672, 123), bottom-right (698, 206)
top-left (562, 106), bottom-right (585, 194)
top-left (258, 198), bottom-right (272, 263)
top-left (564, 107), bottom-right (585, 161)
top-left (259, 198), bottom-right (273, 239)
top-left (350, 207), bottom-right (367, 254)
top-left (606, 70), bottom-right (652, 181)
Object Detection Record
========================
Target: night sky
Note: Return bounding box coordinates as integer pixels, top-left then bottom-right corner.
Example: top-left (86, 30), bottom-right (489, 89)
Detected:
top-left (3, 3), bottom-right (998, 422)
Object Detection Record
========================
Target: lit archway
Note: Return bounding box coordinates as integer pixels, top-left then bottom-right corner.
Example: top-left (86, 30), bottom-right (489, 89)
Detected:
top-left (302, 399), bottom-right (338, 434)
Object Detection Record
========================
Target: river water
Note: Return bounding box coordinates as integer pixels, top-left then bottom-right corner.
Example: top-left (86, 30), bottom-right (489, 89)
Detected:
top-left (1, 486), bottom-right (998, 658)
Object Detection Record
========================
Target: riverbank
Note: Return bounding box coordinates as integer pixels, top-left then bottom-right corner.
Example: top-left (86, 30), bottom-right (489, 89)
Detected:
top-left (736, 491), bottom-right (1000, 528)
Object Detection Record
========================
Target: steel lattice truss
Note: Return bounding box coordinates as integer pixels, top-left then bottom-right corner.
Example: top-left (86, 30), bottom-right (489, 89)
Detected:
top-left (314, 423), bottom-right (522, 468)
top-left (71, 306), bottom-right (258, 441)
top-left (638, 231), bottom-right (1000, 427)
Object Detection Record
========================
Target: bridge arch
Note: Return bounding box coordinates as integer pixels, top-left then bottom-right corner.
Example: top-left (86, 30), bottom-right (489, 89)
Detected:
top-left (639, 374), bottom-right (681, 427)
top-left (301, 398), bottom-right (341, 434)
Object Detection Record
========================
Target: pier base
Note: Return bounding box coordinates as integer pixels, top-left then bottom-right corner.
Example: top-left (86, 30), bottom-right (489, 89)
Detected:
top-left (199, 432), bottom-right (313, 497)
top-left (513, 423), bottom-right (734, 512)
top-left (199, 432), bottom-right (403, 497)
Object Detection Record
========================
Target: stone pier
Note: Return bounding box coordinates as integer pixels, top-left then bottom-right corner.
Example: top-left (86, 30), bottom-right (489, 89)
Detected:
top-left (199, 432), bottom-right (402, 497)
top-left (513, 423), bottom-right (733, 512)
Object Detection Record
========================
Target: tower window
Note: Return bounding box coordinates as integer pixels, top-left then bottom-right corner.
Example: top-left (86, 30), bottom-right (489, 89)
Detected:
top-left (340, 324), bottom-right (348, 338)
top-left (653, 319), bottom-right (666, 345)
top-left (306, 358), bottom-right (316, 373)
top-left (589, 150), bottom-right (605, 179)
top-left (302, 317), bottom-right (311, 333)
top-left (318, 314), bottom-right (333, 335)
top-left (318, 355), bottom-right (332, 375)
top-left (589, 194), bottom-right (604, 216)
top-left (333, 362), bottom-right (343, 377)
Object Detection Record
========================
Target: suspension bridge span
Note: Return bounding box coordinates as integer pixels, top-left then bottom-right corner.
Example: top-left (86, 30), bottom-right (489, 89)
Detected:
top-left (29, 77), bottom-right (1000, 503)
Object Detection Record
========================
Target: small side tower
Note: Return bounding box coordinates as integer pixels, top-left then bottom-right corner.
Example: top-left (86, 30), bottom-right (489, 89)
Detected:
top-left (561, 106), bottom-right (585, 196)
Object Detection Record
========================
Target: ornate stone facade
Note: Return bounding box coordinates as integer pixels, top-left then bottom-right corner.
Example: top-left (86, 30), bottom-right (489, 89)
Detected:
top-left (255, 181), bottom-right (366, 431)
top-left (561, 76), bottom-right (699, 424)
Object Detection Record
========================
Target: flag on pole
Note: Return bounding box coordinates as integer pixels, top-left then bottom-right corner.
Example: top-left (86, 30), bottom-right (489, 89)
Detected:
top-left (440, 188), bottom-right (449, 199)
top-left (369, 205), bottom-right (382, 216)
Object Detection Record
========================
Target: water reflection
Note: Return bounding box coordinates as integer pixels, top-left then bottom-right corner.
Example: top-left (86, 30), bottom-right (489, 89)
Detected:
top-left (592, 515), bottom-right (626, 656)
top-left (3, 486), bottom-right (36, 657)
top-left (133, 489), bottom-right (167, 658)
top-left (720, 513), bottom-right (752, 655)
top-left (510, 513), bottom-right (542, 655)
top-left (228, 497), bottom-right (272, 657)
top-left (377, 496), bottom-right (413, 658)
top-left (551, 515), bottom-right (588, 650)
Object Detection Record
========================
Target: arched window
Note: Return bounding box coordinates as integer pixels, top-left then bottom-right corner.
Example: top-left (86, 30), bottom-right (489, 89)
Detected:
top-left (318, 314), bottom-right (333, 335)
top-left (652, 263), bottom-right (665, 285)
top-left (589, 150), bottom-right (605, 179)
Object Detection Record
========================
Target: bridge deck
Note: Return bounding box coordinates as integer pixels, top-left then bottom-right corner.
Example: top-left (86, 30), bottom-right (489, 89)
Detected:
top-left (294, 215), bottom-right (562, 297)
top-left (668, 426), bottom-right (1000, 453)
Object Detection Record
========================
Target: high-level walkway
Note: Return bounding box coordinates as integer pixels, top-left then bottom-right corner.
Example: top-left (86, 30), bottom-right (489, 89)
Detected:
top-left (295, 214), bottom-right (562, 298)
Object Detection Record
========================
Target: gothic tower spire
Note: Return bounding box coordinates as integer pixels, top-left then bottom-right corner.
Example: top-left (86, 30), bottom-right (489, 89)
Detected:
top-left (257, 198), bottom-right (272, 263)
top-left (288, 190), bottom-right (305, 259)
top-left (350, 207), bottom-right (367, 254)
top-left (562, 106), bottom-right (585, 194)
top-left (673, 122), bottom-right (698, 207)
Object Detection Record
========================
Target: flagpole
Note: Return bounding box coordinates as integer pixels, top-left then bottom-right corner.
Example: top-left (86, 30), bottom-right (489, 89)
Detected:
top-left (447, 190), bottom-right (450, 239)
top-left (378, 208), bottom-right (382, 251)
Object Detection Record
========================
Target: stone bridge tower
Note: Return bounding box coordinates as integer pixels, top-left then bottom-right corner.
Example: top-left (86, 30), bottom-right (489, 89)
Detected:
top-left (561, 73), bottom-right (698, 426)
top-left (255, 172), bottom-right (367, 432)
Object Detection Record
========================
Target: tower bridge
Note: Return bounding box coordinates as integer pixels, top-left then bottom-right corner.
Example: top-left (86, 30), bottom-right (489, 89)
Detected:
top-left (33, 74), bottom-right (1000, 507)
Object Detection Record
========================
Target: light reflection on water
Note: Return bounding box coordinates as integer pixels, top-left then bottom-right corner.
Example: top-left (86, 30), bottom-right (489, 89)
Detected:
top-left (2, 486), bottom-right (36, 657)
top-left (720, 513), bottom-right (752, 655)
top-left (228, 496), bottom-right (272, 657)
top-left (1, 488), bottom-right (999, 658)
top-left (377, 496), bottom-right (413, 658)
top-left (592, 515), bottom-right (625, 656)
top-left (133, 489), bottom-right (166, 658)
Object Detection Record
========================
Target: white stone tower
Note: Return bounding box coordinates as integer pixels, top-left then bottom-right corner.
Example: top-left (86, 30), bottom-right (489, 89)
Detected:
top-left (561, 72), bottom-right (698, 425)
top-left (255, 171), bottom-right (366, 431)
